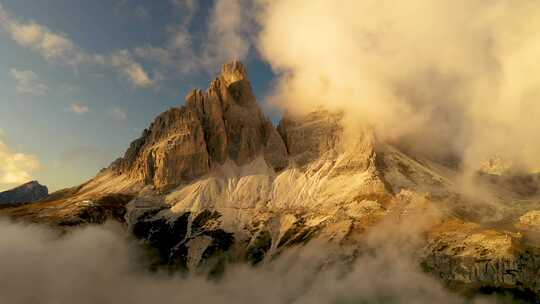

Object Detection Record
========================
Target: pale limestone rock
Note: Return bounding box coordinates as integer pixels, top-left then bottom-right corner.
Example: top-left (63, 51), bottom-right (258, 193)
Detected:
top-left (423, 220), bottom-right (537, 292)
top-left (277, 109), bottom-right (344, 166)
top-left (186, 88), bottom-right (228, 164)
top-left (186, 236), bottom-right (213, 271)
top-left (220, 60), bottom-right (248, 87)
top-left (517, 210), bottom-right (540, 231)
top-left (126, 107), bottom-right (210, 190)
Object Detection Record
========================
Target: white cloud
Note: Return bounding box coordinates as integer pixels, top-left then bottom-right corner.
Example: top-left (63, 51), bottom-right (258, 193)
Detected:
top-left (200, 0), bottom-right (253, 69)
top-left (67, 103), bottom-right (89, 115)
top-left (109, 107), bottom-right (127, 120)
top-left (111, 50), bottom-right (157, 88)
top-left (9, 68), bottom-right (48, 96)
top-left (256, 0), bottom-right (540, 172)
top-left (0, 138), bottom-right (40, 191)
top-left (0, 3), bottom-right (155, 89)
top-left (9, 22), bottom-right (74, 60)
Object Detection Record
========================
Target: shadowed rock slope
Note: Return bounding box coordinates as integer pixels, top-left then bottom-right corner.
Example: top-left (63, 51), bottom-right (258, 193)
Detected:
top-left (0, 181), bottom-right (48, 205)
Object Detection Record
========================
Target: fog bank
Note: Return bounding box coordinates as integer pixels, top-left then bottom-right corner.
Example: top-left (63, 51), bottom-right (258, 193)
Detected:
top-left (0, 218), bottom-right (515, 304)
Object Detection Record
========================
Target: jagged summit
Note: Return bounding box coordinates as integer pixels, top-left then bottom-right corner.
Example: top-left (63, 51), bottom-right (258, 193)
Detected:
top-left (111, 61), bottom-right (288, 190)
top-left (220, 60), bottom-right (248, 86)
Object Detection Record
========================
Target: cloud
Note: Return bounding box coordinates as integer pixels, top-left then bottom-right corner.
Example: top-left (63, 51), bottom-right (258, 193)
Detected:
top-left (0, 137), bottom-right (40, 191)
top-left (111, 50), bottom-right (157, 88)
top-left (0, 204), bottom-right (506, 303)
top-left (0, 3), bottom-right (154, 88)
top-left (9, 68), bottom-right (48, 96)
top-left (0, 3), bottom-right (94, 66)
top-left (200, 0), bottom-right (253, 69)
top-left (256, 0), bottom-right (540, 172)
top-left (67, 103), bottom-right (89, 115)
top-left (7, 20), bottom-right (74, 61)
top-left (134, 1), bottom-right (198, 74)
top-left (109, 107), bottom-right (127, 120)
top-left (135, 0), bottom-right (253, 76)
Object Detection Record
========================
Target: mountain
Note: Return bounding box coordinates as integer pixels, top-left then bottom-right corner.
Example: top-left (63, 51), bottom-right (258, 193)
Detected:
top-left (109, 61), bottom-right (288, 191)
top-left (0, 181), bottom-right (48, 205)
top-left (2, 61), bottom-right (540, 300)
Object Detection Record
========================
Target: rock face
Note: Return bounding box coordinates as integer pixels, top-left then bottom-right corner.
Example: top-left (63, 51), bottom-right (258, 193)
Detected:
top-left (4, 61), bottom-right (540, 300)
top-left (423, 219), bottom-right (540, 298)
top-left (0, 181), bottom-right (48, 204)
top-left (277, 109), bottom-right (344, 165)
top-left (112, 61), bottom-right (288, 190)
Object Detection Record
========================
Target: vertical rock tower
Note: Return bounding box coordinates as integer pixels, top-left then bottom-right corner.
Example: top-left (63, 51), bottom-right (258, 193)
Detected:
top-left (112, 61), bottom-right (288, 190)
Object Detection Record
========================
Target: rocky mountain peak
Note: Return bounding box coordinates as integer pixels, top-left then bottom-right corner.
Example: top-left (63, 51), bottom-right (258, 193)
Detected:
top-left (278, 109), bottom-right (345, 165)
top-left (112, 61), bottom-right (289, 190)
top-left (109, 61), bottom-right (361, 191)
top-left (220, 60), bottom-right (248, 87)
top-left (0, 180), bottom-right (48, 204)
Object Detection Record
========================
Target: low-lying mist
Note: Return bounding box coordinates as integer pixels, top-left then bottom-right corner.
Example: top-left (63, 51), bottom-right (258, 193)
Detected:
top-left (0, 218), bottom-right (518, 304)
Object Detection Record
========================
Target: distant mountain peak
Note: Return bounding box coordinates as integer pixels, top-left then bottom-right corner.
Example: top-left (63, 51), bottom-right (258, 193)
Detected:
top-left (0, 180), bottom-right (48, 204)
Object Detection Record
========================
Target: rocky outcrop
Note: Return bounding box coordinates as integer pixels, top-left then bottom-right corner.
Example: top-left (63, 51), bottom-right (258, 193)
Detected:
top-left (423, 220), bottom-right (540, 300)
top-left (277, 109), bottom-right (343, 166)
top-left (131, 208), bottom-right (234, 271)
top-left (0, 181), bottom-right (48, 204)
top-left (112, 61), bottom-right (288, 190)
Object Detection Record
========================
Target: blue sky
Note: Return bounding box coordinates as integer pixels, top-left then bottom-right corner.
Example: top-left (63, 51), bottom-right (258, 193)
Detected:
top-left (0, 0), bottom-right (276, 191)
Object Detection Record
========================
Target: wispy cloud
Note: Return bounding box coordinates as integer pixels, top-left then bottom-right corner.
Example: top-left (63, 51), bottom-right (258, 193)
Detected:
top-left (0, 4), bottom-right (102, 66)
top-left (0, 136), bottom-right (40, 191)
top-left (0, 3), bottom-right (155, 89)
top-left (135, 0), bottom-right (254, 76)
top-left (109, 107), bottom-right (127, 120)
top-left (9, 68), bottom-right (48, 96)
top-left (201, 0), bottom-right (253, 69)
top-left (67, 103), bottom-right (89, 115)
top-left (111, 50), bottom-right (156, 88)
top-left (10, 22), bottom-right (73, 60)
